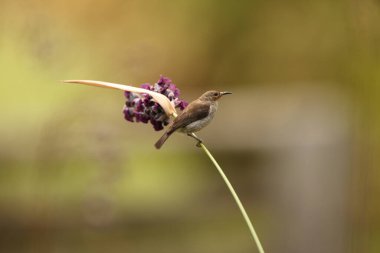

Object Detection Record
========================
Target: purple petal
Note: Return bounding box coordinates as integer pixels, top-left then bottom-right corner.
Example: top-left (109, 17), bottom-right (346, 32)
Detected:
top-left (140, 83), bottom-right (151, 90)
top-left (151, 103), bottom-right (160, 113)
top-left (177, 100), bottom-right (188, 110)
top-left (153, 83), bottom-right (162, 92)
top-left (136, 99), bottom-right (144, 112)
top-left (166, 91), bottom-right (175, 99)
top-left (157, 75), bottom-right (172, 85)
top-left (169, 84), bottom-right (180, 97)
top-left (151, 119), bottom-right (164, 131)
top-left (123, 107), bottom-right (135, 122)
top-left (141, 114), bottom-right (150, 123)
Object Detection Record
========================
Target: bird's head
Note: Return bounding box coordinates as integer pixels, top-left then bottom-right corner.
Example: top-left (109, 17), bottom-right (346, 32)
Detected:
top-left (200, 90), bottom-right (232, 102)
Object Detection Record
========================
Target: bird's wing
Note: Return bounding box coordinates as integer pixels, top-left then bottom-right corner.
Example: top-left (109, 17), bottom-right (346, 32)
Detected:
top-left (168, 101), bottom-right (210, 133)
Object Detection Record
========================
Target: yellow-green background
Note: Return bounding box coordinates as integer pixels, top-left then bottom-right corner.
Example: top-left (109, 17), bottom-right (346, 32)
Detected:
top-left (0, 1), bottom-right (379, 252)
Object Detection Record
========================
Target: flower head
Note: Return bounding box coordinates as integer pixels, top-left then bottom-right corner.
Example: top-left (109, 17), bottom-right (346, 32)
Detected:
top-left (123, 76), bottom-right (188, 131)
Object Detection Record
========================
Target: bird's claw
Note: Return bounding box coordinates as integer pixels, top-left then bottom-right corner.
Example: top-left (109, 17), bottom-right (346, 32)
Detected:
top-left (187, 133), bottom-right (203, 147)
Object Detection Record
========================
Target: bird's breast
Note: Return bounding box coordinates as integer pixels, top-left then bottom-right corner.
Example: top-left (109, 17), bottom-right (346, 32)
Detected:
top-left (182, 102), bottom-right (218, 133)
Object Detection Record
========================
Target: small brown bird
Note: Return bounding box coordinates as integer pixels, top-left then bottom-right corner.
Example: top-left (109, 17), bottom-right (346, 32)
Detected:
top-left (155, 90), bottom-right (232, 149)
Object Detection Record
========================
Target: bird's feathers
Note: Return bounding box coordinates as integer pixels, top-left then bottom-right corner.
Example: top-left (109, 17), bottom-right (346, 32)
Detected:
top-left (168, 101), bottom-right (210, 134)
top-left (155, 132), bottom-right (172, 149)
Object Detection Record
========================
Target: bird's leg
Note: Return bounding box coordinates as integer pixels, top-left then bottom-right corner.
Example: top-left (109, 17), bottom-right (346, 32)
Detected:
top-left (187, 133), bottom-right (203, 147)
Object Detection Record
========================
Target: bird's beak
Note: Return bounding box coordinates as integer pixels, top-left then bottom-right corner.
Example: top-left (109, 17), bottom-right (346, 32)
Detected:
top-left (220, 91), bottom-right (232, 96)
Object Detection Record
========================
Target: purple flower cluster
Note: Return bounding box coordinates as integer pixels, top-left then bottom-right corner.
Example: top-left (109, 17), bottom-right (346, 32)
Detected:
top-left (123, 76), bottom-right (188, 131)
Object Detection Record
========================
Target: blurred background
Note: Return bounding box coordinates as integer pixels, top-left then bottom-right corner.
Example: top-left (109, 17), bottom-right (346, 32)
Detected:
top-left (0, 0), bottom-right (379, 252)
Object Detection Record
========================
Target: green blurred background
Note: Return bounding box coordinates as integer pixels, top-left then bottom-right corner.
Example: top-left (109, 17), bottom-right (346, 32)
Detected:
top-left (0, 0), bottom-right (379, 252)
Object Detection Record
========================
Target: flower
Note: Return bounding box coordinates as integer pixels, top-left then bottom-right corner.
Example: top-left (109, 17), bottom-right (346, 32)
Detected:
top-left (63, 76), bottom-right (187, 131)
top-left (123, 76), bottom-right (188, 131)
top-left (63, 78), bottom-right (181, 117)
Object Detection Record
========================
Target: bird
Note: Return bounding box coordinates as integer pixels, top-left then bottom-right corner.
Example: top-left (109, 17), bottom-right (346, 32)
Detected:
top-left (155, 90), bottom-right (232, 149)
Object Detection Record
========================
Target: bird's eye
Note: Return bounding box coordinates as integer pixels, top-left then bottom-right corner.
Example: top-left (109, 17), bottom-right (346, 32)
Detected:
top-left (213, 92), bottom-right (219, 97)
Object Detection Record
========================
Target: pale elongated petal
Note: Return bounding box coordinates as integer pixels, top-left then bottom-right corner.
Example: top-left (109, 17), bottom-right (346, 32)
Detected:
top-left (63, 80), bottom-right (177, 116)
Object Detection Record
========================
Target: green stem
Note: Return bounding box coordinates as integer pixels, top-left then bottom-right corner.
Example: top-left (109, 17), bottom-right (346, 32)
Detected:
top-left (194, 135), bottom-right (265, 253)
top-left (172, 112), bottom-right (264, 252)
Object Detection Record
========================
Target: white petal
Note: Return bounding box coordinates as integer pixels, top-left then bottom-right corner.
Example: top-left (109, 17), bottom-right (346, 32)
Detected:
top-left (63, 80), bottom-right (177, 116)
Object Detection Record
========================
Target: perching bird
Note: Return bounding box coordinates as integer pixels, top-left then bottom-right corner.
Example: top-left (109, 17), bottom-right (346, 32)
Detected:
top-left (155, 90), bottom-right (232, 149)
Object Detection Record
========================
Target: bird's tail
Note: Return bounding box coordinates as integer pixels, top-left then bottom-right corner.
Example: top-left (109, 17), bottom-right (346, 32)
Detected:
top-left (155, 131), bottom-right (172, 149)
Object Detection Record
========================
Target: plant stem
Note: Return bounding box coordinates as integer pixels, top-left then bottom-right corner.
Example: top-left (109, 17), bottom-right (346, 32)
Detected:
top-left (193, 134), bottom-right (265, 253)
top-left (173, 111), bottom-right (264, 252)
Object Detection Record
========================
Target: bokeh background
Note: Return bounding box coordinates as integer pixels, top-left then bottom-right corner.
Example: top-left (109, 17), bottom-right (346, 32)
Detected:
top-left (1, 0), bottom-right (379, 252)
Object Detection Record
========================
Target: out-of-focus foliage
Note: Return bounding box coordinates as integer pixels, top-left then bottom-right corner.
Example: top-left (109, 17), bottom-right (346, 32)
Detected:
top-left (0, 0), bottom-right (379, 252)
